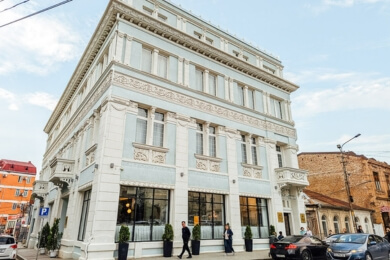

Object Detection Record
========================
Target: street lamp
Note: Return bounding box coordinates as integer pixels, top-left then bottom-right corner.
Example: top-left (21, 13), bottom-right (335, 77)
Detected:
top-left (337, 133), bottom-right (361, 233)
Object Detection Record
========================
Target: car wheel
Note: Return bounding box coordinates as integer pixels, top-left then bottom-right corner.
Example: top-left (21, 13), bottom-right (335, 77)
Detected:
top-left (388, 251), bottom-right (390, 260)
top-left (365, 253), bottom-right (373, 260)
top-left (301, 250), bottom-right (312, 260)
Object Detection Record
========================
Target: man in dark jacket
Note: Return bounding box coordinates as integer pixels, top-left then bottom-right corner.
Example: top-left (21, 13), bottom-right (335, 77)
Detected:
top-left (178, 221), bottom-right (192, 259)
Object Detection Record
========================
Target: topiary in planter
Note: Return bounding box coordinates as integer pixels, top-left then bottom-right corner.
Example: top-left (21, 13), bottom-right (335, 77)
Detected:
top-left (118, 225), bottom-right (130, 260)
top-left (244, 225), bottom-right (253, 252)
top-left (39, 222), bottom-right (50, 250)
top-left (191, 224), bottom-right (201, 255)
top-left (162, 224), bottom-right (174, 257)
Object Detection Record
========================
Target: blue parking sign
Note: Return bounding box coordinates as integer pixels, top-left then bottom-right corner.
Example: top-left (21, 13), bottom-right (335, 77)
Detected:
top-left (39, 207), bottom-right (49, 218)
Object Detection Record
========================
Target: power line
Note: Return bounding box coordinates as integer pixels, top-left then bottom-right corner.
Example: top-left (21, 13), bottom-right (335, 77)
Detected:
top-left (0, 0), bottom-right (29, 14)
top-left (0, 0), bottom-right (73, 29)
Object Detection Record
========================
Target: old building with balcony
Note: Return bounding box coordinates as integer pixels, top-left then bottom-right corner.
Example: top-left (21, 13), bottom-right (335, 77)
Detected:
top-left (299, 152), bottom-right (390, 235)
top-left (28, 0), bottom-right (307, 259)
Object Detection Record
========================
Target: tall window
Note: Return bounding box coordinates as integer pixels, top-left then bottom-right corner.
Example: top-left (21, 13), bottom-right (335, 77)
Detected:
top-left (247, 89), bottom-right (254, 109)
top-left (373, 172), bottom-right (381, 191)
top-left (355, 217), bottom-right (360, 229)
top-left (18, 176), bottom-right (23, 183)
top-left (333, 216), bottom-right (340, 234)
top-left (153, 112), bottom-right (164, 147)
top-left (208, 74), bottom-right (216, 96)
top-left (12, 203), bottom-right (17, 210)
top-left (365, 218), bottom-right (369, 233)
top-left (188, 192), bottom-right (225, 240)
top-left (117, 186), bottom-right (170, 241)
top-left (15, 189), bottom-right (20, 196)
top-left (136, 108), bottom-right (148, 144)
top-left (142, 48), bottom-right (152, 73)
top-left (78, 190), bottom-right (91, 241)
top-left (321, 215), bottom-right (328, 237)
top-left (196, 123), bottom-right (204, 155)
top-left (270, 98), bottom-right (283, 119)
top-left (22, 190), bottom-right (28, 197)
top-left (26, 177), bottom-right (30, 184)
top-left (240, 196), bottom-right (269, 238)
top-left (345, 217), bottom-right (350, 233)
top-left (235, 85), bottom-right (244, 106)
top-left (241, 135), bottom-right (247, 164)
top-left (195, 69), bottom-right (204, 91)
top-left (157, 54), bottom-right (168, 78)
top-left (209, 126), bottom-right (216, 157)
top-left (276, 145), bottom-right (283, 168)
top-left (386, 174), bottom-right (390, 191)
top-left (251, 137), bottom-right (258, 165)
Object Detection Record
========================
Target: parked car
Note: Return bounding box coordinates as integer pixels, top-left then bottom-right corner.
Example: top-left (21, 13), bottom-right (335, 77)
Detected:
top-left (270, 235), bottom-right (328, 260)
top-left (327, 233), bottom-right (390, 260)
top-left (0, 235), bottom-right (17, 259)
top-left (323, 234), bottom-right (343, 246)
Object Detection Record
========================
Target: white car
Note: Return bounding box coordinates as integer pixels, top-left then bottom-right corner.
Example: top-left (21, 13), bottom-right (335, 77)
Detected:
top-left (0, 235), bottom-right (17, 259)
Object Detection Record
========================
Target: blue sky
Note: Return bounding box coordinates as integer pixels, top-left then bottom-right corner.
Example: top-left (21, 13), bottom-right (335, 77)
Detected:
top-left (0, 0), bottom-right (389, 172)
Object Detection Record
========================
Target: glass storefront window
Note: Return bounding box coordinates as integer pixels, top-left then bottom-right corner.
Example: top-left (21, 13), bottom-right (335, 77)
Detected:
top-left (240, 196), bottom-right (269, 238)
top-left (188, 192), bottom-right (225, 240)
top-left (117, 186), bottom-right (170, 242)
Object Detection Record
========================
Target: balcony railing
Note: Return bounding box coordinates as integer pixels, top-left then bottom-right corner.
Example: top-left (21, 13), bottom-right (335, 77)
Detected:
top-left (275, 167), bottom-right (309, 188)
top-left (49, 157), bottom-right (75, 188)
top-left (32, 180), bottom-right (49, 201)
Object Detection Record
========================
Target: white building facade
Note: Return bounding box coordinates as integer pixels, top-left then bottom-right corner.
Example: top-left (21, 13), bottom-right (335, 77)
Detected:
top-left (29, 0), bottom-right (308, 259)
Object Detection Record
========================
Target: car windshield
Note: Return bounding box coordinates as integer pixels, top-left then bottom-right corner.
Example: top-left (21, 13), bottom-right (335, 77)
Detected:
top-left (279, 236), bottom-right (302, 243)
top-left (335, 234), bottom-right (366, 244)
top-left (0, 237), bottom-right (14, 245)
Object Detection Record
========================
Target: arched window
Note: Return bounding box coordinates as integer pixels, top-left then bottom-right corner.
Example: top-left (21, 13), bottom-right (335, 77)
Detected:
top-left (322, 215), bottom-right (328, 237)
top-left (333, 216), bottom-right (340, 234)
top-left (355, 217), bottom-right (360, 227)
top-left (365, 218), bottom-right (369, 233)
top-left (344, 217), bottom-right (350, 233)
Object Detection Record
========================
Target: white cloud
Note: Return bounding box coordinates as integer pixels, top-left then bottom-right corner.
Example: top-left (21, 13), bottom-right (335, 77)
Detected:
top-left (0, 1), bottom-right (83, 75)
top-left (284, 69), bottom-right (362, 84)
top-left (25, 92), bottom-right (58, 111)
top-left (0, 88), bottom-right (19, 110)
top-left (292, 76), bottom-right (390, 118)
top-left (305, 0), bottom-right (390, 14)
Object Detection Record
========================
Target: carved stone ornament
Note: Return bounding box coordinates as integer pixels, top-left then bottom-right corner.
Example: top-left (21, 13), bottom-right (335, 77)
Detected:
top-left (196, 159), bottom-right (207, 171)
top-left (133, 142), bottom-right (168, 164)
top-left (134, 148), bottom-right (148, 162)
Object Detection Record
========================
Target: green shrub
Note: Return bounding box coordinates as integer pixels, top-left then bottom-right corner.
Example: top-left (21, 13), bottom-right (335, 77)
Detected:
top-left (118, 225), bottom-right (130, 243)
top-left (244, 225), bottom-right (253, 239)
top-left (162, 224), bottom-right (174, 241)
top-left (192, 224), bottom-right (201, 241)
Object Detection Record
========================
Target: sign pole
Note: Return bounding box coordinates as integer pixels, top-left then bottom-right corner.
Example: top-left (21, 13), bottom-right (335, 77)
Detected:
top-left (35, 218), bottom-right (44, 260)
top-left (35, 207), bottom-right (49, 260)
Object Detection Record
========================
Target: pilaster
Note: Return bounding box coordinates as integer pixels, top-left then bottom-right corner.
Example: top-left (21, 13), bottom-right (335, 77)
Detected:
top-left (184, 59), bottom-right (189, 87)
top-left (123, 35), bottom-right (133, 66)
top-left (178, 57), bottom-right (184, 85)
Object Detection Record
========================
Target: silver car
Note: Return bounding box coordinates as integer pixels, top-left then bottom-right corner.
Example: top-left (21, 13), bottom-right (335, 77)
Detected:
top-left (0, 235), bottom-right (17, 260)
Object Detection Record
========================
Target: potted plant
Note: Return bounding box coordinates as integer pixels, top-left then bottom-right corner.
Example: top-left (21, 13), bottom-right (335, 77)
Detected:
top-left (191, 224), bottom-right (201, 255)
top-left (162, 223), bottom-right (174, 257)
top-left (46, 218), bottom-right (60, 258)
top-left (118, 225), bottom-right (130, 260)
top-left (269, 225), bottom-right (276, 235)
top-left (39, 222), bottom-right (50, 254)
top-left (244, 225), bottom-right (253, 252)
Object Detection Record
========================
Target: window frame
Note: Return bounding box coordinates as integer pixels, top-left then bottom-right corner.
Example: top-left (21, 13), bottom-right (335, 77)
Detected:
top-left (141, 48), bottom-right (153, 73)
top-left (276, 145), bottom-right (283, 168)
top-left (239, 196), bottom-right (270, 239)
top-left (373, 172), bottom-right (381, 191)
top-left (77, 189), bottom-right (91, 241)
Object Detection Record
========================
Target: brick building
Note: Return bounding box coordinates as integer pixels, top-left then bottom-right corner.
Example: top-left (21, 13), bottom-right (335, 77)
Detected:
top-left (0, 159), bottom-right (36, 235)
top-left (298, 152), bottom-right (390, 234)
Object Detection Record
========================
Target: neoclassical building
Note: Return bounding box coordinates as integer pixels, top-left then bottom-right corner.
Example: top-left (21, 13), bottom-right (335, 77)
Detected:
top-left (29, 0), bottom-right (308, 259)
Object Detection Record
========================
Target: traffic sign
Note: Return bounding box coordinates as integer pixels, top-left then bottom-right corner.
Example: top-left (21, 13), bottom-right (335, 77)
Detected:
top-left (39, 207), bottom-right (49, 218)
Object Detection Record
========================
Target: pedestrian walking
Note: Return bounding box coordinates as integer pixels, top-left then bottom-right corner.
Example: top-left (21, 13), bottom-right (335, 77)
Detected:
top-left (178, 221), bottom-right (192, 259)
top-left (223, 223), bottom-right (235, 255)
top-left (328, 230), bottom-right (333, 236)
top-left (300, 227), bottom-right (306, 235)
top-left (277, 231), bottom-right (284, 240)
top-left (385, 227), bottom-right (390, 241)
top-left (357, 225), bottom-right (364, 233)
top-left (342, 228), bottom-right (348, 233)
top-left (306, 227), bottom-right (312, 236)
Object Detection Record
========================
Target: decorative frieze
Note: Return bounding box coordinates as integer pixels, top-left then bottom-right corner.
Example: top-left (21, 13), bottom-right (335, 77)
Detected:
top-left (133, 143), bottom-right (168, 164)
top-left (85, 143), bottom-right (98, 166)
top-left (242, 163), bottom-right (263, 179)
top-left (275, 167), bottom-right (309, 187)
top-left (194, 154), bottom-right (222, 172)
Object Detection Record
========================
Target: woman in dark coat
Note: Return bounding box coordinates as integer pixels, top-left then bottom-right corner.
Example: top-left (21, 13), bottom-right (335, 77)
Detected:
top-left (223, 223), bottom-right (235, 255)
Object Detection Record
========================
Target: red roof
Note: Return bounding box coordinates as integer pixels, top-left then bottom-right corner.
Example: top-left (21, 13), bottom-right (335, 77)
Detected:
top-left (0, 159), bottom-right (36, 174)
top-left (304, 189), bottom-right (371, 212)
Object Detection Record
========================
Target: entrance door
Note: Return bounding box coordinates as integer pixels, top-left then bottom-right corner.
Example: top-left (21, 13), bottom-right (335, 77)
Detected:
top-left (284, 213), bottom-right (291, 236)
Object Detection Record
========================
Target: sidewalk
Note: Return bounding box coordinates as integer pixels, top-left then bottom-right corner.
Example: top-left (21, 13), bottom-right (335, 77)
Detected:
top-left (17, 244), bottom-right (271, 260)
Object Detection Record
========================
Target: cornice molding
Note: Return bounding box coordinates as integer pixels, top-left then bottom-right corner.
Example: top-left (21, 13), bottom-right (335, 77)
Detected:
top-left (112, 72), bottom-right (297, 138)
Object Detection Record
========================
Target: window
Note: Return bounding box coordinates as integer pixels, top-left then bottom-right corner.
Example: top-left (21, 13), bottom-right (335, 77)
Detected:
top-left (78, 190), bottom-right (91, 241)
top-left (240, 196), bottom-right (269, 238)
top-left (321, 215), bottom-right (328, 237)
top-left (365, 218), bottom-right (369, 233)
top-left (22, 190), bottom-right (28, 197)
top-left (209, 126), bottom-right (216, 157)
top-left (136, 108), bottom-right (148, 144)
top-left (241, 135), bottom-right (247, 164)
top-left (208, 74), bottom-right (216, 96)
top-left (15, 189), bottom-right (20, 196)
top-left (142, 6), bottom-right (153, 15)
top-left (153, 112), bottom-right (165, 147)
top-left (195, 69), bottom-right (204, 91)
top-left (345, 217), bottom-right (350, 233)
top-left (251, 137), bottom-right (258, 165)
top-left (333, 216), bottom-right (340, 234)
top-left (117, 186), bottom-right (170, 241)
top-left (276, 145), bottom-right (283, 168)
top-left (355, 217), bottom-right (360, 228)
top-left (270, 97), bottom-right (283, 119)
top-left (157, 13), bottom-right (167, 22)
top-left (12, 203), bottom-right (17, 210)
top-left (386, 174), bottom-right (390, 192)
top-left (142, 48), bottom-right (152, 73)
top-left (157, 54), bottom-right (168, 78)
top-left (194, 31), bottom-right (202, 40)
top-left (205, 37), bottom-right (213, 45)
top-left (247, 89), bottom-right (254, 109)
top-left (235, 84), bottom-right (244, 106)
top-left (26, 177), bottom-right (30, 184)
top-left (373, 172), bottom-right (381, 191)
top-left (196, 123), bottom-right (204, 155)
top-left (188, 192), bottom-right (225, 239)
top-left (18, 176), bottom-right (23, 183)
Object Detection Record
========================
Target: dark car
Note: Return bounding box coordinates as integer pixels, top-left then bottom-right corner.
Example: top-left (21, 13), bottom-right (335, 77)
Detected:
top-left (270, 235), bottom-right (328, 260)
top-left (327, 233), bottom-right (390, 260)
